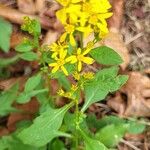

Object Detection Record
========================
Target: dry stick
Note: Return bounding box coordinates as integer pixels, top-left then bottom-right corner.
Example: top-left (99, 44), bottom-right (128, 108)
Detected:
top-left (0, 4), bottom-right (53, 30)
top-left (125, 32), bottom-right (144, 45)
top-left (120, 139), bottom-right (141, 150)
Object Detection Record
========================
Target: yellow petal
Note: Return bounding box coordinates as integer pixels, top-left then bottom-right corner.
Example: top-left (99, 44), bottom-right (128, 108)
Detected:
top-left (82, 48), bottom-right (91, 55)
top-left (60, 32), bottom-right (67, 43)
top-left (66, 55), bottom-right (77, 63)
top-left (56, 9), bottom-right (67, 24)
top-left (49, 63), bottom-right (57, 67)
top-left (52, 65), bottom-right (59, 73)
top-left (82, 57), bottom-right (94, 64)
top-left (78, 61), bottom-right (82, 72)
top-left (77, 48), bottom-right (81, 55)
top-left (59, 49), bottom-right (67, 59)
top-left (69, 34), bottom-right (76, 46)
top-left (61, 66), bottom-right (68, 76)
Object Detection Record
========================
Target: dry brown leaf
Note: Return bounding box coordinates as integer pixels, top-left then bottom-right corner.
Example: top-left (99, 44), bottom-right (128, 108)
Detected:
top-left (7, 98), bottom-right (39, 132)
top-left (108, 72), bottom-right (150, 117)
top-left (10, 31), bottom-right (28, 48)
top-left (43, 29), bottom-right (61, 45)
top-left (0, 4), bottom-right (52, 29)
top-left (17, 0), bottom-right (36, 15)
top-left (35, 0), bottom-right (46, 15)
top-left (0, 127), bottom-right (9, 137)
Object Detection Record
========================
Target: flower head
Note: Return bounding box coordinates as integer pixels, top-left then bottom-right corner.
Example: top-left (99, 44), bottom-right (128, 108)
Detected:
top-left (67, 48), bottom-right (94, 72)
top-left (49, 41), bottom-right (68, 59)
top-left (49, 49), bottom-right (70, 75)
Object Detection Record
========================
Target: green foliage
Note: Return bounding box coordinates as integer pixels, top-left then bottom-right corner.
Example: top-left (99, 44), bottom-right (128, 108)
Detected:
top-left (81, 67), bottom-right (128, 112)
top-left (0, 135), bottom-right (46, 150)
top-left (95, 124), bottom-right (128, 148)
top-left (0, 84), bottom-right (18, 116)
top-left (0, 55), bottom-right (20, 68)
top-left (17, 103), bottom-right (73, 147)
top-left (0, 17), bottom-right (12, 52)
top-left (15, 42), bottom-right (33, 52)
top-left (127, 120), bottom-right (146, 134)
top-left (79, 129), bottom-right (108, 150)
top-left (25, 74), bottom-right (42, 92)
top-left (19, 51), bottom-right (38, 61)
top-left (21, 16), bottom-right (41, 36)
top-left (48, 139), bottom-right (67, 150)
top-left (0, 16), bottom-right (139, 150)
top-left (90, 46), bottom-right (123, 65)
top-left (17, 74), bottom-right (48, 104)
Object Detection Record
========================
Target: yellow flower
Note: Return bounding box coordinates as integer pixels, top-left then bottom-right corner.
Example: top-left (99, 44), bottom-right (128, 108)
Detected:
top-left (49, 41), bottom-right (68, 59)
top-left (83, 72), bottom-right (94, 79)
top-left (73, 72), bottom-right (80, 80)
top-left (76, 25), bottom-right (93, 37)
top-left (67, 48), bottom-right (94, 72)
top-left (49, 49), bottom-right (70, 76)
top-left (60, 24), bottom-right (76, 46)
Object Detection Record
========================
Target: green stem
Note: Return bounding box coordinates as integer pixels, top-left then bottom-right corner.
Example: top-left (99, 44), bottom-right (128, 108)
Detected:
top-left (75, 98), bottom-right (79, 149)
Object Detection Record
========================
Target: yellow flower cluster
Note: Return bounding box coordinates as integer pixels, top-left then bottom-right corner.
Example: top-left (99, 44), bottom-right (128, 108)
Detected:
top-left (57, 84), bottom-right (78, 99)
top-left (49, 44), bottom-right (94, 75)
top-left (48, 0), bottom-right (112, 76)
top-left (56, 0), bottom-right (112, 45)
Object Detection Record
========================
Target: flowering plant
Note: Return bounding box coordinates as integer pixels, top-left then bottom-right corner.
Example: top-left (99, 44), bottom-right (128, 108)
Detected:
top-left (1, 1), bottom-right (145, 150)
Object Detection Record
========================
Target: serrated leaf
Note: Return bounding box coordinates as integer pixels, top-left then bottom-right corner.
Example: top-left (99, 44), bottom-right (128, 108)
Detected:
top-left (95, 124), bottom-right (128, 148)
top-left (17, 89), bottom-right (48, 104)
top-left (25, 74), bottom-right (42, 92)
top-left (20, 52), bottom-right (38, 61)
top-left (82, 67), bottom-right (128, 112)
top-left (0, 17), bottom-right (12, 52)
top-left (0, 84), bottom-right (18, 116)
top-left (15, 42), bottom-right (33, 52)
top-left (79, 129), bottom-right (108, 150)
top-left (17, 103), bottom-right (73, 147)
top-left (90, 46), bottom-right (123, 65)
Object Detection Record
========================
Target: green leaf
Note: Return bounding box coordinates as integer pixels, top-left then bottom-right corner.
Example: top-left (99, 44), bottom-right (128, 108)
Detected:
top-left (17, 89), bottom-right (48, 104)
top-left (90, 46), bottom-right (123, 65)
top-left (82, 67), bottom-right (128, 112)
top-left (95, 124), bottom-right (128, 148)
top-left (0, 17), bottom-right (12, 52)
top-left (79, 129), bottom-right (108, 150)
top-left (25, 74), bottom-right (42, 92)
top-left (0, 84), bottom-right (18, 116)
top-left (20, 52), bottom-right (38, 61)
top-left (15, 42), bottom-right (33, 52)
top-left (0, 135), bottom-right (46, 150)
top-left (81, 81), bottom-right (108, 112)
top-left (17, 103), bottom-right (73, 147)
top-left (48, 139), bottom-right (67, 150)
top-left (56, 73), bottom-right (71, 91)
top-left (86, 115), bottom-right (125, 131)
top-left (0, 55), bottom-right (20, 68)
top-left (127, 121), bottom-right (146, 134)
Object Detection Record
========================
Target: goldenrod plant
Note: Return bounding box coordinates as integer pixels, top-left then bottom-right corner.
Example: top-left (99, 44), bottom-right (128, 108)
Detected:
top-left (0, 0), bottom-right (146, 150)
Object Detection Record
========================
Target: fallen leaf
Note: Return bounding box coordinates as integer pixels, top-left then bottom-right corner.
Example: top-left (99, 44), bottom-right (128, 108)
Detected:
top-left (108, 72), bottom-right (150, 117)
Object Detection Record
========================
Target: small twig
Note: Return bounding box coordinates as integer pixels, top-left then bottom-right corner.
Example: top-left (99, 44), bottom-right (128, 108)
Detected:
top-left (125, 32), bottom-right (144, 45)
top-left (121, 139), bottom-right (141, 150)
